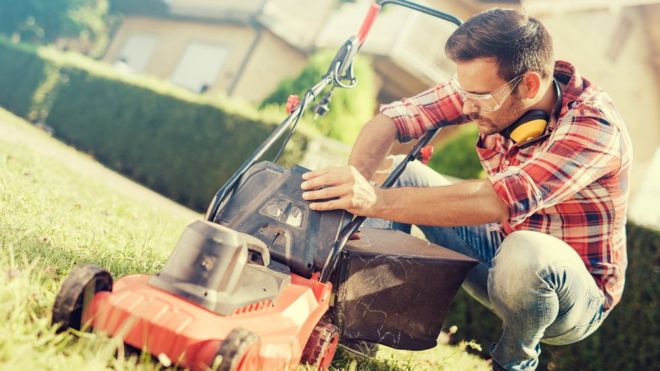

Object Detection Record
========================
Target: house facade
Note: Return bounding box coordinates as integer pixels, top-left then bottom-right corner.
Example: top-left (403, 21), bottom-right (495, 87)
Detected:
top-left (105, 0), bottom-right (468, 103)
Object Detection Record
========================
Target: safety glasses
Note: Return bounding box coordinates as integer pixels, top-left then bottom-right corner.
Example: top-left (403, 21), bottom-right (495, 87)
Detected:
top-left (450, 74), bottom-right (524, 113)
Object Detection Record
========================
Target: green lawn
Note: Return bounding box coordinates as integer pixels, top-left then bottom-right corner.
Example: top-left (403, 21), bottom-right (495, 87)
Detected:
top-left (0, 108), bottom-right (488, 370)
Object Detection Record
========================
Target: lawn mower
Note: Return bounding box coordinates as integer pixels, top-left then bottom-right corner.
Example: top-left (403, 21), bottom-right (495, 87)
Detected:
top-left (51, 1), bottom-right (478, 370)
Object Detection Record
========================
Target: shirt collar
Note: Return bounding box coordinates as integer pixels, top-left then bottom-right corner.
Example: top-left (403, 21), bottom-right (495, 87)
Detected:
top-left (549, 60), bottom-right (587, 130)
top-left (554, 61), bottom-right (587, 108)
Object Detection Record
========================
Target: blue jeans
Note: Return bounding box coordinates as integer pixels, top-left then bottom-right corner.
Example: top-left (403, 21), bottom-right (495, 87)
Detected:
top-left (366, 156), bottom-right (608, 370)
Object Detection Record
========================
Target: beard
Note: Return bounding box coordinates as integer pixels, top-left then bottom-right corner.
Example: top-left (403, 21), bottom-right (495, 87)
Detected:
top-left (471, 97), bottom-right (526, 136)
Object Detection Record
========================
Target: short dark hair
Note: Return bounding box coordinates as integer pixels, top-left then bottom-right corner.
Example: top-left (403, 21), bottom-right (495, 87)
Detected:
top-left (445, 8), bottom-right (554, 81)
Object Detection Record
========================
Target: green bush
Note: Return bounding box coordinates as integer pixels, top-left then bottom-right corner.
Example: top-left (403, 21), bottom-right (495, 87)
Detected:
top-left (0, 39), bottom-right (310, 212)
top-left (261, 49), bottom-right (377, 144)
top-left (445, 222), bottom-right (660, 370)
top-left (427, 124), bottom-right (484, 179)
top-left (0, 38), bottom-right (56, 118)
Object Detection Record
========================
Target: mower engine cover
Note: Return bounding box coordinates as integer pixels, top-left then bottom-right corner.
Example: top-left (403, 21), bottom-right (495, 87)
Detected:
top-left (149, 220), bottom-right (291, 316)
top-left (213, 161), bottom-right (352, 278)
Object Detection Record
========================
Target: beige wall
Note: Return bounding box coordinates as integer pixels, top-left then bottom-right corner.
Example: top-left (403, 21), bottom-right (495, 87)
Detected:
top-left (262, 0), bottom-right (337, 49)
top-left (104, 17), bottom-right (308, 103)
top-left (104, 17), bottom-right (257, 94)
top-left (231, 29), bottom-right (307, 103)
top-left (540, 9), bottom-right (660, 196)
top-left (641, 5), bottom-right (660, 81)
top-left (169, 0), bottom-right (264, 16)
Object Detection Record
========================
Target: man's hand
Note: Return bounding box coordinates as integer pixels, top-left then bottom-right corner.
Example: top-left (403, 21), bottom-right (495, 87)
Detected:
top-left (301, 166), bottom-right (379, 216)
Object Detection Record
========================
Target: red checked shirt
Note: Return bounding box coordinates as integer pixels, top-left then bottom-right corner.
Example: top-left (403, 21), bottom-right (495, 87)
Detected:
top-left (380, 61), bottom-right (632, 310)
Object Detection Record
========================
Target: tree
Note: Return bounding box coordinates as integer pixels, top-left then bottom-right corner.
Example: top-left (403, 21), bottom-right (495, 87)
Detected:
top-left (260, 49), bottom-right (377, 144)
top-left (0, 0), bottom-right (111, 56)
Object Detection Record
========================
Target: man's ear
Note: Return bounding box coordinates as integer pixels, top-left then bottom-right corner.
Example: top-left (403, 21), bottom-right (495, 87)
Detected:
top-left (519, 72), bottom-right (542, 99)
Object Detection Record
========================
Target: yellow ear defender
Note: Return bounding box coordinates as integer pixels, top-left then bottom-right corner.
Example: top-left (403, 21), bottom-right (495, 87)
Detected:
top-left (501, 79), bottom-right (562, 147)
top-left (502, 109), bottom-right (549, 144)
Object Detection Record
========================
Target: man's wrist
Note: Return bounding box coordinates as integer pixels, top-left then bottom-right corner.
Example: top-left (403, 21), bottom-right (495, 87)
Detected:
top-left (349, 162), bottom-right (375, 180)
top-left (369, 187), bottom-right (389, 219)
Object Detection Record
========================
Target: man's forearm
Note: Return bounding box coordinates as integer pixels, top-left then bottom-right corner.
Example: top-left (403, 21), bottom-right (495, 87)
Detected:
top-left (373, 179), bottom-right (510, 226)
top-left (348, 113), bottom-right (398, 180)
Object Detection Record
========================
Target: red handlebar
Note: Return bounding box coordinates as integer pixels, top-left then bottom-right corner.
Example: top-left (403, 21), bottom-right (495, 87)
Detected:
top-left (357, 3), bottom-right (382, 45)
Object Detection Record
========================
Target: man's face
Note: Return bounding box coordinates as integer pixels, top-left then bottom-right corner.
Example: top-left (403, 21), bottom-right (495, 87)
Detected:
top-left (454, 58), bottom-right (527, 136)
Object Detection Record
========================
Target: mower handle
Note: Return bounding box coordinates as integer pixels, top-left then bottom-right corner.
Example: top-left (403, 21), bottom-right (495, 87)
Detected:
top-left (319, 127), bottom-right (440, 282)
top-left (206, 1), bottom-right (462, 223)
top-left (318, 1), bottom-right (463, 283)
top-left (205, 0), bottom-right (463, 282)
top-left (358, 0), bottom-right (462, 44)
top-left (376, 0), bottom-right (462, 27)
top-left (342, 0), bottom-right (461, 80)
top-left (205, 74), bottom-right (334, 221)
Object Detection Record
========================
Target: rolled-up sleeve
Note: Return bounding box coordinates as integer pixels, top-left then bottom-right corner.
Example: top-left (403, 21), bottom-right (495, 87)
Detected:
top-left (489, 115), bottom-right (622, 226)
top-left (380, 81), bottom-right (468, 142)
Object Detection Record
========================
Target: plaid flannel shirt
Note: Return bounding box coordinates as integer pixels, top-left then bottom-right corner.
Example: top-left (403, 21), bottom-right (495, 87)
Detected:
top-left (380, 61), bottom-right (632, 310)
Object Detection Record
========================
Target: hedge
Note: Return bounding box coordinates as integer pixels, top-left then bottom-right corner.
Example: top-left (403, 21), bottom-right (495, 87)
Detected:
top-left (47, 67), bottom-right (309, 210)
top-left (0, 39), bottom-right (55, 118)
top-left (0, 38), bottom-right (310, 211)
top-left (445, 222), bottom-right (659, 370)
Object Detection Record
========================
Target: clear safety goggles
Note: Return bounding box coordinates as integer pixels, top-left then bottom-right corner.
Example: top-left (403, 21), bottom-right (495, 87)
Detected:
top-left (450, 74), bottom-right (524, 113)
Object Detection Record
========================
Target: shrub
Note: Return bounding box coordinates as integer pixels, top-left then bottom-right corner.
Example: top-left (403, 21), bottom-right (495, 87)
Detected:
top-left (0, 38), bottom-right (56, 118)
top-left (45, 66), bottom-right (307, 211)
top-left (427, 124), bottom-right (484, 179)
top-left (0, 38), bottom-right (310, 211)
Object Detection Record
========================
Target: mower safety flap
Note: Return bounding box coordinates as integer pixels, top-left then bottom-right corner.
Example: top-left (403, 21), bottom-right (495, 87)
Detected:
top-left (214, 161), bottom-right (352, 278)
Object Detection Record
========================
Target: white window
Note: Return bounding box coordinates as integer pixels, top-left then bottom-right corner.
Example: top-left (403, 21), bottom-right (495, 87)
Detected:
top-left (171, 43), bottom-right (229, 93)
top-left (115, 33), bottom-right (157, 73)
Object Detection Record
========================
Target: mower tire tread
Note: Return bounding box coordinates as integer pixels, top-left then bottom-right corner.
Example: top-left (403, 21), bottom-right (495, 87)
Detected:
top-left (51, 264), bottom-right (113, 333)
top-left (301, 320), bottom-right (340, 370)
top-left (215, 328), bottom-right (260, 371)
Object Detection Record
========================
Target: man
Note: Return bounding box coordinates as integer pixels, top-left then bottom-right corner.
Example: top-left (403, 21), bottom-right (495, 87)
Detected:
top-left (300, 8), bottom-right (632, 370)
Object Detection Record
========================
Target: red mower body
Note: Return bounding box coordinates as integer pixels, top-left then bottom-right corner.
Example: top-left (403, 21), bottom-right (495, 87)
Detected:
top-left (83, 273), bottom-right (332, 370)
top-left (53, 221), bottom-right (341, 370)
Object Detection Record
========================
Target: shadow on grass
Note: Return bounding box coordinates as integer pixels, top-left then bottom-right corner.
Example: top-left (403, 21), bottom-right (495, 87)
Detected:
top-left (330, 347), bottom-right (412, 371)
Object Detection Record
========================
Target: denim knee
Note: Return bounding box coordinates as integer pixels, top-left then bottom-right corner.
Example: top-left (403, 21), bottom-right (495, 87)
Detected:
top-left (487, 231), bottom-right (564, 308)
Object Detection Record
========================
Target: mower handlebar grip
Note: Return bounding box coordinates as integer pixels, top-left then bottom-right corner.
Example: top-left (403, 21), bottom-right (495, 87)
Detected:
top-left (357, 3), bottom-right (382, 45)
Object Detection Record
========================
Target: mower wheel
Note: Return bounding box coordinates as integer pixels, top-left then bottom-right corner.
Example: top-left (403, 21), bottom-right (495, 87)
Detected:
top-left (301, 321), bottom-right (340, 370)
top-left (215, 328), bottom-right (260, 371)
top-left (52, 264), bottom-right (113, 333)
